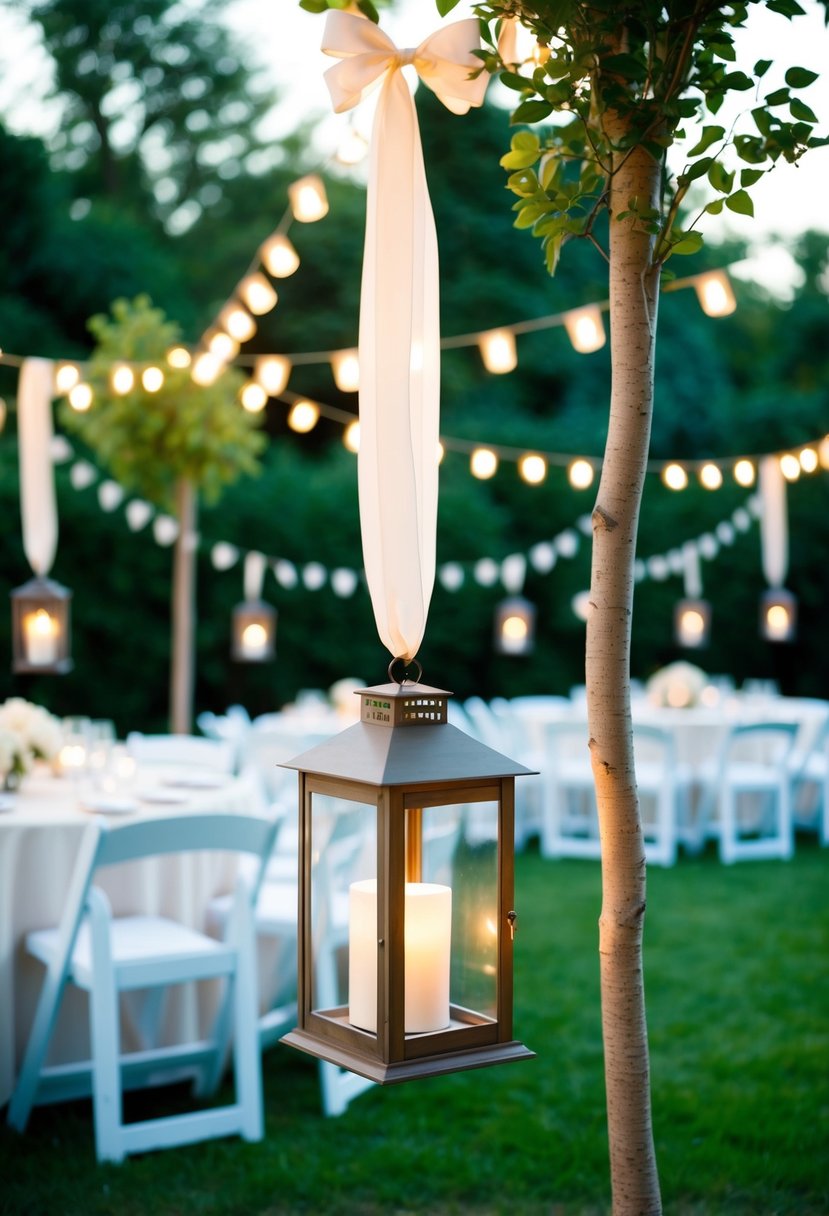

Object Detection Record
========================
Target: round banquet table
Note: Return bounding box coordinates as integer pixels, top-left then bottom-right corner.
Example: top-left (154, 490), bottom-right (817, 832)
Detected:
top-left (0, 763), bottom-right (261, 1110)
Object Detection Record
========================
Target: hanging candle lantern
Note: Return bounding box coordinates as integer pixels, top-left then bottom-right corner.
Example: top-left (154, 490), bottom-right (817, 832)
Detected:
top-left (759, 589), bottom-right (797, 643)
top-left (673, 598), bottom-right (711, 649)
top-left (494, 596), bottom-right (536, 656)
top-left (231, 600), bottom-right (277, 662)
top-left (11, 576), bottom-right (73, 674)
top-left (281, 667), bottom-right (534, 1083)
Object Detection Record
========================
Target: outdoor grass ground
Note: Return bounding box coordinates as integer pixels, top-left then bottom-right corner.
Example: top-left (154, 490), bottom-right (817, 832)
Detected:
top-left (2, 841), bottom-right (826, 1216)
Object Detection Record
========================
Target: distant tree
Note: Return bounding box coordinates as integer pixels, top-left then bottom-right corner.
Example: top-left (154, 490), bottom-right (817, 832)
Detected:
top-left (59, 295), bottom-right (266, 732)
top-left (25, 0), bottom-right (278, 232)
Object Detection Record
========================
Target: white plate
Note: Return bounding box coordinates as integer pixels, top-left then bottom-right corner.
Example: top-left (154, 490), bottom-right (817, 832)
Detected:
top-left (138, 790), bottom-right (189, 805)
top-left (162, 773), bottom-right (227, 790)
top-left (82, 796), bottom-right (139, 816)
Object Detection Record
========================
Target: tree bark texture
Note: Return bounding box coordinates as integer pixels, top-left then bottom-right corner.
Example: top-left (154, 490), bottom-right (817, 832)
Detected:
top-left (170, 478), bottom-right (198, 735)
top-left (586, 122), bottom-right (663, 1214)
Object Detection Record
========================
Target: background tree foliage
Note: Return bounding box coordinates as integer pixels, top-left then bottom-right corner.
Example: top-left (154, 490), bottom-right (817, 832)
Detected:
top-left (0, 3), bottom-right (827, 731)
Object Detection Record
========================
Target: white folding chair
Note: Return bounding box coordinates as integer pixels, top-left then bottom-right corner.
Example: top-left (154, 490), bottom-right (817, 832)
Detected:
top-left (207, 799), bottom-right (375, 1118)
top-left (701, 721), bottom-right (799, 863)
top-left (788, 710), bottom-right (829, 843)
top-left (7, 811), bottom-right (278, 1162)
top-left (126, 732), bottom-right (236, 773)
top-left (539, 720), bottom-right (599, 859)
top-left (631, 725), bottom-right (695, 867)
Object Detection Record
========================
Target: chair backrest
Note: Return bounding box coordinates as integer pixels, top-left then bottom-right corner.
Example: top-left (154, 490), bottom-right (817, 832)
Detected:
top-left (126, 733), bottom-right (236, 773)
top-left (719, 721), bottom-right (799, 769)
top-left (632, 724), bottom-right (676, 769)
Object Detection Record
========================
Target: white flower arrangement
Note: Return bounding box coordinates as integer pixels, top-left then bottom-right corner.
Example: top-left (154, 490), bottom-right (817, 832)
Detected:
top-left (645, 661), bottom-right (708, 709)
top-left (0, 698), bottom-right (63, 785)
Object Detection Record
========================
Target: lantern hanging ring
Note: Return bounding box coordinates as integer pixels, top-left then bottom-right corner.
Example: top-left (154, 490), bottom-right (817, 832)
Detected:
top-left (388, 656), bottom-right (423, 686)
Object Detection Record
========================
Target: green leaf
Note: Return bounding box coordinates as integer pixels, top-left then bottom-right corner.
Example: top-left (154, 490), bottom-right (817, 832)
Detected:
top-left (765, 87), bottom-right (790, 107)
top-left (687, 126), bottom-right (725, 156)
top-left (681, 155), bottom-right (714, 184)
top-left (740, 168), bottom-right (764, 187)
top-left (511, 131), bottom-right (540, 153)
top-left (726, 189), bottom-right (755, 216)
top-left (708, 161), bottom-right (734, 193)
top-left (790, 98), bottom-right (818, 122)
top-left (355, 0), bottom-right (379, 20)
top-left (500, 71), bottom-right (532, 92)
top-left (785, 66), bottom-right (818, 88)
top-left (600, 53), bottom-right (647, 81)
top-left (671, 231), bottom-right (704, 256)
top-left (506, 168), bottom-right (539, 195)
top-left (767, 0), bottom-right (805, 14)
top-left (754, 59), bottom-right (773, 78)
top-left (539, 153), bottom-right (561, 191)
top-left (501, 149), bottom-right (540, 170)
top-left (722, 71), bottom-right (754, 92)
top-left (705, 198), bottom-right (725, 214)
top-left (435, 0), bottom-right (461, 14)
top-left (510, 99), bottom-right (554, 125)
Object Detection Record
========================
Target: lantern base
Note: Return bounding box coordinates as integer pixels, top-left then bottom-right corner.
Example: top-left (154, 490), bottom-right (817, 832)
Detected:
top-left (281, 1027), bottom-right (535, 1084)
top-left (12, 657), bottom-right (74, 676)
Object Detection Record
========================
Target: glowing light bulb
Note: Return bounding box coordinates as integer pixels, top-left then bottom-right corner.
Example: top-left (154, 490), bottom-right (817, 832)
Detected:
top-left (519, 454), bottom-right (547, 485)
top-left (255, 356), bottom-right (291, 395)
top-left (261, 234), bottom-right (300, 278)
top-left (68, 382), bottom-right (93, 411)
top-left (662, 463), bottom-right (688, 491)
top-left (221, 305), bottom-right (256, 343)
top-left (111, 365), bottom-right (134, 394)
top-left (343, 420), bottom-right (360, 452)
top-left (734, 459), bottom-right (755, 487)
top-left (331, 349), bottom-right (360, 392)
top-left (240, 382), bottom-right (268, 412)
top-left (699, 463), bottom-right (723, 490)
top-left (55, 363), bottom-right (80, 394)
top-left (694, 270), bottom-right (737, 317)
top-left (191, 352), bottom-right (223, 386)
top-left (779, 453), bottom-right (800, 481)
top-left (288, 399), bottom-right (320, 433)
top-left (166, 345), bottom-right (191, 369)
top-left (479, 329), bottom-right (517, 374)
top-left (141, 366), bottom-right (164, 393)
top-left (564, 306), bottom-right (605, 353)
top-left (470, 448), bottom-right (498, 479)
top-left (502, 615), bottom-right (528, 642)
top-left (568, 459), bottom-right (594, 489)
top-left (239, 273), bottom-right (278, 316)
top-left (799, 447), bottom-right (818, 473)
top-left (288, 174), bottom-right (329, 222)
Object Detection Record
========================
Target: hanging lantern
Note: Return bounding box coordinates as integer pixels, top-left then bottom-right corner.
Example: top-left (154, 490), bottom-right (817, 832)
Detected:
top-left (694, 270), bottom-right (736, 317)
top-left (288, 174), bottom-right (329, 223)
top-left (10, 576), bottom-right (73, 674)
top-left (759, 589), bottom-right (797, 643)
top-left (281, 669), bottom-right (535, 1084)
top-left (494, 597), bottom-right (536, 656)
top-left (673, 598), bottom-right (711, 649)
top-left (231, 600), bottom-right (277, 662)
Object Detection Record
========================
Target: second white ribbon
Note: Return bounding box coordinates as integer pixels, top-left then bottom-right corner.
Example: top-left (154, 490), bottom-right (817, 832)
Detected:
top-left (323, 12), bottom-right (487, 663)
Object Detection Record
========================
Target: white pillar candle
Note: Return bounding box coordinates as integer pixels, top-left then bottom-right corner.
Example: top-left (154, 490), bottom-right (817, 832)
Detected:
top-left (240, 622), bottom-right (268, 658)
top-left (348, 878), bottom-right (452, 1034)
top-left (23, 608), bottom-right (58, 665)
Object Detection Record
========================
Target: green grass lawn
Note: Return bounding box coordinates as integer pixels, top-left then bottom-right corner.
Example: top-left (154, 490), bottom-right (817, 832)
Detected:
top-left (3, 843), bottom-right (827, 1216)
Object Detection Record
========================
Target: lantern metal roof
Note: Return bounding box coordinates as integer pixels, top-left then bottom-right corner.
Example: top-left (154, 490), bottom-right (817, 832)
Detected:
top-left (281, 681), bottom-right (535, 786)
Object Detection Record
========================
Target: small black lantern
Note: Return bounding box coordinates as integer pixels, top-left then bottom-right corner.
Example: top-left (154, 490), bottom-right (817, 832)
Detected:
top-left (10, 576), bottom-right (73, 674)
top-left (231, 600), bottom-right (277, 662)
top-left (281, 669), bottom-right (535, 1083)
top-left (674, 598), bottom-right (712, 649)
top-left (759, 588), bottom-right (797, 643)
top-left (494, 596), bottom-right (536, 656)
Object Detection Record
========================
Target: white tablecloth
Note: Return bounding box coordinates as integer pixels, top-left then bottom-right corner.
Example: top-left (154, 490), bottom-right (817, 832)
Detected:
top-left (0, 764), bottom-right (260, 1109)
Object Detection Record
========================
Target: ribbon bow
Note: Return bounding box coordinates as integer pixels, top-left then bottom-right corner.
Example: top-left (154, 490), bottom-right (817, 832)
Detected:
top-left (322, 12), bottom-right (487, 663)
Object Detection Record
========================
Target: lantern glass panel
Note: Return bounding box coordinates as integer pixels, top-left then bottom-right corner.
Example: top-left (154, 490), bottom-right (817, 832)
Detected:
top-left (309, 792), bottom-right (376, 1023)
top-left (439, 802), bottom-right (499, 1023)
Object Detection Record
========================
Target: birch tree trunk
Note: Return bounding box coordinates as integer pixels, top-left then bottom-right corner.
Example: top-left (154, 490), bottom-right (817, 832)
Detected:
top-left (170, 477), bottom-right (198, 735)
top-left (586, 117), bottom-right (663, 1213)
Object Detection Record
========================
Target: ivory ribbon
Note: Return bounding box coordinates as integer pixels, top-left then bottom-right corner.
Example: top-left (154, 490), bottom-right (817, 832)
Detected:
top-left (18, 358), bottom-right (58, 577)
top-left (322, 11), bottom-right (487, 662)
top-left (759, 456), bottom-right (788, 588)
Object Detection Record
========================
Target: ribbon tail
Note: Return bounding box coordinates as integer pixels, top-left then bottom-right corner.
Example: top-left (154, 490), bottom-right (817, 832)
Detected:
top-left (759, 456), bottom-right (788, 588)
top-left (18, 358), bottom-right (58, 578)
top-left (358, 71), bottom-right (438, 662)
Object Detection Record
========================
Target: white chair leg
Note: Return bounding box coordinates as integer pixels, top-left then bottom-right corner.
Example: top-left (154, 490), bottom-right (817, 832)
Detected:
top-left (719, 787), bottom-right (736, 864)
top-left (231, 889), bottom-right (263, 1143)
top-left (88, 890), bottom-right (124, 1164)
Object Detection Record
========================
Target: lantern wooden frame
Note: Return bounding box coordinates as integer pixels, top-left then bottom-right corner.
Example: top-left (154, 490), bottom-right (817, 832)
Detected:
top-left (10, 576), bottom-right (73, 675)
top-left (281, 680), bottom-right (535, 1084)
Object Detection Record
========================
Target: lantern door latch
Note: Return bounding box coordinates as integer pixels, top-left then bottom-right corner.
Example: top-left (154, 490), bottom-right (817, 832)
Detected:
top-left (507, 910), bottom-right (518, 940)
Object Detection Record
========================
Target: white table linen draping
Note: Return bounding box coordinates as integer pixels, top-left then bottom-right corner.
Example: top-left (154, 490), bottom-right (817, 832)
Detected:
top-left (0, 764), bottom-right (260, 1109)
